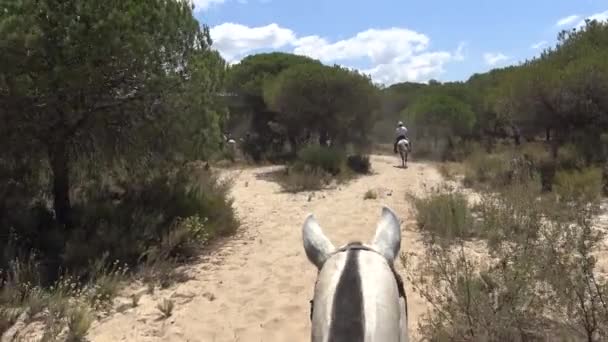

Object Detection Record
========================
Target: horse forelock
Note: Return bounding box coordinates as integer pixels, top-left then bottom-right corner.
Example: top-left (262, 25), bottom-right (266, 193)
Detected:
top-left (328, 248), bottom-right (365, 341)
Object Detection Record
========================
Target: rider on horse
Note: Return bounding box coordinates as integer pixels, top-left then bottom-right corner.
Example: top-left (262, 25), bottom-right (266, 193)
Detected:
top-left (393, 121), bottom-right (410, 154)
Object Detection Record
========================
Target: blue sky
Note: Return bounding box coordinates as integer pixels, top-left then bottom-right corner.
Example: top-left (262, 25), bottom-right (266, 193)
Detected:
top-left (193, 0), bottom-right (608, 85)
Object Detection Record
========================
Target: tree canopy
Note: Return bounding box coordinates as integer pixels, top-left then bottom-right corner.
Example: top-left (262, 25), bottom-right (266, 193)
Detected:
top-left (263, 63), bottom-right (380, 150)
top-left (0, 0), bottom-right (226, 228)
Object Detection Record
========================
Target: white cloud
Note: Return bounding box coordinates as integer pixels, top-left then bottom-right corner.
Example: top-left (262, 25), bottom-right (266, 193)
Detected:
top-left (576, 10), bottom-right (608, 28)
top-left (210, 23), bottom-right (296, 61)
top-left (192, 0), bottom-right (226, 12)
top-left (453, 42), bottom-right (467, 62)
top-left (556, 14), bottom-right (580, 27)
top-left (531, 41), bottom-right (548, 50)
top-left (483, 52), bottom-right (509, 66)
top-left (363, 51), bottom-right (453, 85)
top-left (293, 28), bottom-right (429, 65)
top-left (210, 23), bottom-right (465, 84)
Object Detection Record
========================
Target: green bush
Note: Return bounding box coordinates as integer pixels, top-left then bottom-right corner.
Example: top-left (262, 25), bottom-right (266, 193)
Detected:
top-left (276, 145), bottom-right (371, 192)
top-left (347, 154), bottom-right (371, 174)
top-left (412, 188), bottom-right (475, 241)
top-left (293, 145), bottom-right (346, 175)
top-left (554, 167), bottom-right (602, 203)
top-left (556, 143), bottom-right (585, 170)
top-left (1, 164), bottom-right (237, 292)
top-left (463, 151), bottom-right (509, 188)
top-left (278, 167), bottom-right (330, 193)
top-left (443, 140), bottom-right (483, 162)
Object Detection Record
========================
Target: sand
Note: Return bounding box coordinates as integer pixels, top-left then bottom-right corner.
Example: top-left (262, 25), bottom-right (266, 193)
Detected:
top-left (86, 155), bottom-right (444, 342)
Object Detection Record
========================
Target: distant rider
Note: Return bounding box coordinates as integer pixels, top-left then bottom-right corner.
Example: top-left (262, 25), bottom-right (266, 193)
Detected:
top-left (394, 121), bottom-right (409, 154)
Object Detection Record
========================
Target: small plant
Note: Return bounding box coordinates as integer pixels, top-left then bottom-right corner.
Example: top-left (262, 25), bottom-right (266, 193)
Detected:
top-left (157, 298), bottom-right (174, 318)
top-left (66, 305), bottom-right (93, 342)
top-left (147, 283), bottom-right (155, 295)
top-left (25, 286), bottom-right (47, 318)
top-left (363, 189), bottom-right (377, 200)
top-left (0, 308), bottom-right (21, 337)
top-left (131, 294), bottom-right (141, 308)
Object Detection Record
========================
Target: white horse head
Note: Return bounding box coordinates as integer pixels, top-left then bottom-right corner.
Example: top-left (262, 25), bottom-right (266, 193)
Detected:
top-left (302, 207), bottom-right (408, 342)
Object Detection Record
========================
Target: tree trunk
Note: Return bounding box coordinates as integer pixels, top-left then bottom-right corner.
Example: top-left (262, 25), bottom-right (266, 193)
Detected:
top-left (49, 140), bottom-right (72, 229)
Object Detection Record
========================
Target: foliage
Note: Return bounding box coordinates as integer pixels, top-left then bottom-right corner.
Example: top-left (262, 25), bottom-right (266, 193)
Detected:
top-left (363, 190), bottom-right (378, 200)
top-left (292, 145), bottom-right (347, 176)
top-left (0, 0), bottom-right (237, 335)
top-left (264, 63), bottom-right (380, 152)
top-left (376, 20), bottom-right (608, 168)
top-left (227, 52), bottom-right (321, 97)
top-left (411, 187), bottom-right (476, 242)
top-left (405, 179), bottom-right (608, 341)
top-left (0, 0), bottom-right (225, 229)
top-left (224, 53), bottom-right (322, 160)
top-left (347, 155), bottom-right (372, 174)
top-left (554, 167), bottom-right (603, 203)
top-left (279, 168), bottom-right (330, 193)
top-left (275, 145), bottom-right (370, 192)
top-left (156, 298), bottom-right (175, 319)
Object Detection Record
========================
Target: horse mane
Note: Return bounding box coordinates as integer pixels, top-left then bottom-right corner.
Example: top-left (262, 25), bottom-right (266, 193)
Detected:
top-left (311, 241), bottom-right (409, 341)
top-left (328, 245), bottom-right (365, 342)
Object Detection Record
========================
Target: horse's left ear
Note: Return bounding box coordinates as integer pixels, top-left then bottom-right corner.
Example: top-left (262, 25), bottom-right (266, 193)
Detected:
top-left (372, 206), bottom-right (401, 263)
top-left (302, 214), bottom-right (335, 269)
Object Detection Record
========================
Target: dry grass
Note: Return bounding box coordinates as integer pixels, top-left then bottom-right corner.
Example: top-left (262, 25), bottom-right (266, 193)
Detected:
top-left (156, 298), bottom-right (174, 319)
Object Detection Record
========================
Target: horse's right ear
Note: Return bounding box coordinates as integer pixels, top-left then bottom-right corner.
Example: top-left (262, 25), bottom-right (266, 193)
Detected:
top-left (372, 206), bottom-right (402, 263)
top-left (302, 214), bottom-right (335, 269)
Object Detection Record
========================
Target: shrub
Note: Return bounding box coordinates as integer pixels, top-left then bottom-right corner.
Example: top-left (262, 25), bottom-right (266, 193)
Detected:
top-left (363, 189), bottom-right (377, 200)
top-left (293, 145), bottom-right (346, 176)
top-left (278, 167), bottom-right (329, 193)
top-left (463, 147), bottom-right (541, 190)
top-left (157, 298), bottom-right (174, 318)
top-left (556, 143), bottom-right (585, 170)
top-left (66, 304), bottom-right (93, 342)
top-left (0, 163), bottom-right (238, 335)
top-left (61, 165), bottom-right (237, 273)
top-left (347, 154), bottom-right (371, 174)
top-left (444, 140), bottom-right (483, 162)
top-left (463, 151), bottom-right (509, 188)
top-left (405, 176), bottom-right (608, 341)
top-left (554, 167), bottom-right (602, 203)
top-left (412, 188), bottom-right (475, 241)
top-left (278, 145), bottom-right (367, 192)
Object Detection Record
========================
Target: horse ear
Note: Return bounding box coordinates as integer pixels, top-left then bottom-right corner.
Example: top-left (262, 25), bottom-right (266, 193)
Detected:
top-left (302, 214), bottom-right (335, 269)
top-left (372, 206), bottom-right (401, 263)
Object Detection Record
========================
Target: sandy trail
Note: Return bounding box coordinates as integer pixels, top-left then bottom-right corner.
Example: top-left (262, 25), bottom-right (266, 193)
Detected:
top-left (88, 155), bottom-right (443, 342)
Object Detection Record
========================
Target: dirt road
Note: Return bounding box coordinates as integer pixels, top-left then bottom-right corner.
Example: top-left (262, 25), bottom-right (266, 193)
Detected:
top-left (88, 155), bottom-right (443, 341)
